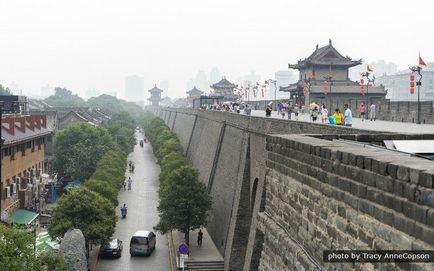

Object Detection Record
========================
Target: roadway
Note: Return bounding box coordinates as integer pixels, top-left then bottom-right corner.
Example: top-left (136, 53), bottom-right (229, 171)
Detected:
top-left (250, 110), bottom-right (434, 134)
top-left (97, 131), bottom-right (169, 271)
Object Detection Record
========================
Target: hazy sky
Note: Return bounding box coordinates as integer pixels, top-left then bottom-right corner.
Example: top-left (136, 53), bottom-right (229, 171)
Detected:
top-left (1, 0), bottom-right (433, 99)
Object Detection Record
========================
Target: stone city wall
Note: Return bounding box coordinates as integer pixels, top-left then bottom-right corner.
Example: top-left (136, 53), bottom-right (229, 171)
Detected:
top-left (260, 134), bottom-right (434, 270)
top-left (151, 107), bottom-right (434, 271)
top-left (247, 99), bottom-right (434, 124)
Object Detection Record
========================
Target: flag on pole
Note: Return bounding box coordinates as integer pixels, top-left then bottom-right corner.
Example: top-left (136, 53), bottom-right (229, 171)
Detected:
top-left (367, 65), bottom-right (373, 72)
top-left (419, 55), bottom-right (427, 67)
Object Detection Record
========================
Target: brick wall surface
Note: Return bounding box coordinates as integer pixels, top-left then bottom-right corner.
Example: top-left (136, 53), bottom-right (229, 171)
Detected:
top-left (259, 134), bottom-right (434, 270)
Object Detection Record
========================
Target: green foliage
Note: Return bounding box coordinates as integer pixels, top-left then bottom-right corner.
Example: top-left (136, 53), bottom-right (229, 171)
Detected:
top-left (84, 179), bottom-right (118, 207)
top-left (106, 112), bottom-right (136, 154)
top-left (48, 188), bottom-right (116, 249)
top-left (44, 87), bottom-right (86, 107)
top-left (90, 149), bottom-right (127, 191)
top-left (53, 123), bottom-right (115, 181)
top-left (143, 114), bottom-right (211, 245)
top-left (0, 84), bottom-right (12, 95)
top-left (0, 225), bottom-right (69, 271)
top-left (155, 166), bottom-right (211, 244)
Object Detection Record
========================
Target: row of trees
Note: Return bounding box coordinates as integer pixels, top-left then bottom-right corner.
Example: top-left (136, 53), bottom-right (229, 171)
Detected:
top-left (143, 114), bottom-right (211, 245)
top-left (49, 112), bottom-right (136, 259)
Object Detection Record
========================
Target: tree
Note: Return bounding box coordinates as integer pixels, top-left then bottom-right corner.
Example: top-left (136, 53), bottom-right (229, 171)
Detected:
top-left (0, 84), bottom-right (12, 95)
top-left (155, 166), bottom-right (211, 245)
top-left (0, 225), bottom-right (69, 271)
top-left (44, 87), bottom-right (86, 107)
top-left (84, 179), bottom-right (118, 206)
top-left (48, 188), bottom-right (116, 257)
top-left (53, 123), bottom-right (115, 181)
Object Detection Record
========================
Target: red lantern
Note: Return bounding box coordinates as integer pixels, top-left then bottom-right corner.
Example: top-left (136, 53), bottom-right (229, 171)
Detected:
top-left (360, 79), bottom-right (365, 96)
top-left (324, 80), bottom-right (328, 96)
top-left (303, 83), bottom-right (308, 94)
top-left (410, 73), bottom-right (415, 94)
top-left (253, 88), bottom-right (256, 98)
top-left (261, 88), bottom-right (264, 97)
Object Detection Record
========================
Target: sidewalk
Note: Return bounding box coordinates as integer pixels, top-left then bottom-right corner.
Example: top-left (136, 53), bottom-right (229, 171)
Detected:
top-left (172, 228), bottom-right (223, 264)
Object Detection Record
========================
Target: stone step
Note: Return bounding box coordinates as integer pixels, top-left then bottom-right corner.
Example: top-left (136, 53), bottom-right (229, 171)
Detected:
top-left (185, 260), bottom-right (224, 270)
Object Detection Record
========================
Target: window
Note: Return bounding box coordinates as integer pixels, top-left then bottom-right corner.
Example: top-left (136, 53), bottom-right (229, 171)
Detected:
top-left (21, 144), bottom-right (26, 156)
top-left (3, 147), bottom-right (11, 157)
top-left (26, 141), bottom-right (32, 149)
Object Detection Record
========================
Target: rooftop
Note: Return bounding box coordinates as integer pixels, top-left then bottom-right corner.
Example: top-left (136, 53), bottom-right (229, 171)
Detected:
top-left (289, 40), bottom-right (362, 70)
top-left (1, 115), bottom-right (52, 146)
top-left (210, 77), bottom-right (237, 89)
top-left (148, 84), bottom-right (164, 94)
top-left (187, 86), bottom-right (204, 96)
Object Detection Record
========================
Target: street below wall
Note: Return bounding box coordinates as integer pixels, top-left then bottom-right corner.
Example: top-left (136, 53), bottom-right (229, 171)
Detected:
top-left (250, 110), bottom-right (434, 134)
top-left (96, 130), bottom-right (169, 271)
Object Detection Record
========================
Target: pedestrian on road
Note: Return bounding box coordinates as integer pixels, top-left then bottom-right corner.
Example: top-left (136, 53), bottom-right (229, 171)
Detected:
top-left (344, 104), bottom-right (353, 127)
top-left (369, 102), bottom-right (376, 121)
top-left (197, 229), bottom-right (203, 247)
top-left (128, 177), bottom-right (132, 190)
top-left (122, 181), bottom-right (126, 191)
top-left (358, 103), bottom-right (366, 121)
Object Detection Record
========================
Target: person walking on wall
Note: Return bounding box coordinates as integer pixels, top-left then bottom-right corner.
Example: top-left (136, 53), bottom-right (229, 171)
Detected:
top-left (358, 103), bottom-right (366, 121)
top-left (333, 108), bottom-right (343, 125)
top-left (344, 104), bottom-right (353, 127)
top-left (197, 229), bottom-right (203, 247)
top-left (321, 104), bottom-right (328, 124)
top-left (369, 102), bottom-right (376, 121)
top-left (265, 105), bottom-right (272, 117)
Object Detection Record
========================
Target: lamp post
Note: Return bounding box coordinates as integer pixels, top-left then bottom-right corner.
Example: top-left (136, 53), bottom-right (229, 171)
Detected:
top-left (268, 79), bottom-right (277, 112)
top-left (360, 72), bottom-right (374, 120)
top-left (409, 65), bottom-right (423, 124)
top-left (323, 75), bottom-right (332, 113)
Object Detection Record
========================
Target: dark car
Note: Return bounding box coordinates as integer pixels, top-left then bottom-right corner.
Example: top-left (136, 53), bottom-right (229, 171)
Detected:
top-left (99, 239), bottom-right (123, 258)
top-left (130, 231), bottom-right (156, 256)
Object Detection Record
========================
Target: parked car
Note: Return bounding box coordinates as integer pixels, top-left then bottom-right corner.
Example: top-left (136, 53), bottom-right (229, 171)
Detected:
top-left (130, 231), bottom-right (156, 256)
top-left (99, 239), bottom-right (123, 258)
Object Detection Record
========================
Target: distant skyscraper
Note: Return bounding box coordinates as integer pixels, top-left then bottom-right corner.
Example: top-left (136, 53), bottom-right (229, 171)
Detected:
top-left (159, 81), bottom-right (169, 96)
top-left (274, 70), bottom-right (296, 100)
top-left (125, 75), bottom-right (144, 102)
top-left (210, 67), bottom-right (221, 85)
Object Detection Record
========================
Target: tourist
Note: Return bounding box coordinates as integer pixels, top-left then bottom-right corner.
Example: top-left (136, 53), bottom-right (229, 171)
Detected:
top-left (265, 105), bottom-right (272, 117)
top-left (311, 107), bottom-right (319, 122)
top-left (358, 103), bottom-right (366, 121)
top-left (293, 104), bottom-right (299, 120)
top-left (287, 102), bottom-right (293, 120)
top-left (321, 105), bottom-right (328, 124)
top-left (344, 104), bottom-right (353, 127)
top-left (281, 106), bottom-right (286, 118)
top-left (243, 104), bottom-right (251, 115)
top-left (333, 108), bottom-right (343, 125)
top-left (369, 102), bottom-right (376, 121)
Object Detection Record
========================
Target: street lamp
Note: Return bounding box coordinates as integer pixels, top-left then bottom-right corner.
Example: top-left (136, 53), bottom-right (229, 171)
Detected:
top-left (268, 79), bottom-right (277, 111)
top-left (409, 65), bottom-right (423, 124)
top-left (360, 72), bottom-right (374, 120)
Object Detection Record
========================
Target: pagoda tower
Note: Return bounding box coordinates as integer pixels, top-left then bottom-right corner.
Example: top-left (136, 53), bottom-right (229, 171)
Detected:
top-left (210, 77), bottom-right (238, 101)
top-left (147, 84), bottom-right (163, 106)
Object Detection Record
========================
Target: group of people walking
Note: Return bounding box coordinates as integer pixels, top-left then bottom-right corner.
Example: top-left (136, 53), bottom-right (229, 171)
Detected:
top-left (357, 102), bottom-right (377, 121)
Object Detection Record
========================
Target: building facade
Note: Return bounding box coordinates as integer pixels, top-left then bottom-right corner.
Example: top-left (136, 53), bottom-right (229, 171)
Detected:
top-left (1, 115), bottom-right (52, 218)
top-left (281, 40), bottom-right (386, 106)
top-left (210, 77), bottom-right (238, 101)
top-left (376, 63), bottom-right (434, 102)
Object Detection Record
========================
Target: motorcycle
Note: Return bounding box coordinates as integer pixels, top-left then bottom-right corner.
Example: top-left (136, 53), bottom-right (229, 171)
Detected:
top-left (121, 206), bottom-right (128, 219)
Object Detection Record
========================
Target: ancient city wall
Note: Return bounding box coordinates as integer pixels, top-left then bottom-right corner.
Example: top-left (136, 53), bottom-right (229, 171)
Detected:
top-left (260, 134), bottom-right (434, 270)
top-left (151, 107), bottom-right (434, 271)
top-left (248, 99), bottom-right (434, 124)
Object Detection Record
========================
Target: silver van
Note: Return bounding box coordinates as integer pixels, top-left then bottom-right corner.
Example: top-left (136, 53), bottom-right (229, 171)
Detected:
top-left (129, 230), bottom-right (156, 256)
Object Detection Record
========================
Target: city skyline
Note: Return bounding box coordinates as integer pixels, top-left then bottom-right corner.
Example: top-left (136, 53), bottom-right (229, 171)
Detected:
top-left (1, 0), bottom-right (433, 99)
